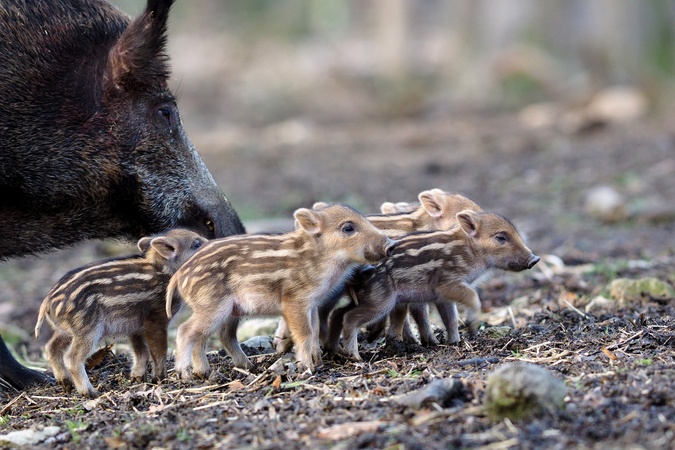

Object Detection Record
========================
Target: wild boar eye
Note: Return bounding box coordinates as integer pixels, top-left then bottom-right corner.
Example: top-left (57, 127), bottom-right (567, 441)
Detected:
top-left (191, 239), bottom-right (203, 250)
top-left (205, 219), bottom-right (215, 233)
top-left (157, 106), bottom-right (173, 128)
top-left (495, 233), bottom-right (508, 244)
top-left (341, 222), bottom-right (356, 235)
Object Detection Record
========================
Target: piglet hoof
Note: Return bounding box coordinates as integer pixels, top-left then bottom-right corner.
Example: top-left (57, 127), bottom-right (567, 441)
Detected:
top-left (273, 337), bottom-right (293, 355)
top-left (466, 321), bottom-right (479, 338)
top-left (192, 370), bottom-right (210, 381)
top-left (419, 334), bottom-right (440, 347)
top-left (79, 387), bottom-right (99, 398)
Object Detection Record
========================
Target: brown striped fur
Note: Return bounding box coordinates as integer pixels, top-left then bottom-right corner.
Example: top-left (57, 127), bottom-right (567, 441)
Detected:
top-left (326, 210), bottom-right (540, 360)
top-left (34, 228), bottom-right (206, 397)
top-left (273, 189), bottom-right (482, 353)
top-left (166, 205), bottom-right (394, 378)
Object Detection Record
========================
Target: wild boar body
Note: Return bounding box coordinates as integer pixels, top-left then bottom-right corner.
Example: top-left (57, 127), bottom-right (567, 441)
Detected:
top-left (168, 205), bottom-right (394, 378)
top-left (327, 210), bottom-right (540, 360)
top-left (35, 229), bottom-right (207, 397)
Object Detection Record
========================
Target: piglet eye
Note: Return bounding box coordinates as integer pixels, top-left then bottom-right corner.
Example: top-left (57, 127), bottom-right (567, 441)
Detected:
top-left (341, 222), bottom-right (356, 235)
top-left (191, 239), bottom-right (203, 250)
top-left (495, 233), bottom-right (508, 244)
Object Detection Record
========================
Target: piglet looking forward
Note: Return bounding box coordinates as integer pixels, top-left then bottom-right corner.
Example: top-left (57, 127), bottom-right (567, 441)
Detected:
top-left (327, 210), bottom-right (539, 360)
top-left (167, 205), bottom-right (395, 378)
top-left (35, 229), bottom-right (207, 398)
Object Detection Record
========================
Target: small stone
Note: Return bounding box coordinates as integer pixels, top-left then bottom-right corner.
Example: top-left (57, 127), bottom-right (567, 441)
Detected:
top-left (584, 185), bottom-right (628, 223)
top-left (609, 277), bottom-right (675, 303)
top-left (395, 378), bottom-right (467, 409)
top-left (236, 318), bottom-right (280, 341)
top-left (0, 426), bottom-right (61, 446)
top-left (483, 326), bottom-right (512, 338)
top-left (585, 86), bottom-right (648, 124)
top-left (241, 335), bottom-right (274, 351)
top-left (485, 363), bottom-right (567, 421)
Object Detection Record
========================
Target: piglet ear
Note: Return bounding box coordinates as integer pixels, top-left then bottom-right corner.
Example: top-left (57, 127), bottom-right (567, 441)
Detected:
top-left (294, 208), bottom-right (322, 235)
top-left (149, 236), bottom-right (178, 260)
top-left (457, 210), bottom-right (480, 238)
top-left (137, 237), bottom-right (153, 253)
top-left (312, 202), bottom-right (330, 210)
top-left (108, 0), bottom-right (174, 91)
top-left (419, 189), bottom-right (444, 218)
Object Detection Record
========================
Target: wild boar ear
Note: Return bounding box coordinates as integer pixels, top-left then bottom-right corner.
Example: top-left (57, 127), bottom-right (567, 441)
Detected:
top-left (137, 237), bottom-right (153, 253)
top-left (108, 0), bottom-right (174, 91)
top-left (149, 236), bottom-right (178, 260)
top-left (457, 210), bottom-right (480, 238)
top-left (312, 202), bottom-right (330, 210)
top-left (419, 190), bottom-right (443, 218)
top-left (294, 208), bottom-right (322, 235)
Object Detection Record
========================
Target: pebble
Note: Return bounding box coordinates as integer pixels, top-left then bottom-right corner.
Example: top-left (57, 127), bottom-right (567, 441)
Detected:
top-left (584, 185), bottom-right (628, 223)
top-left (484, 363), bottom-right (567, 421)
top-left (609, 277), bottom-right (675, 303)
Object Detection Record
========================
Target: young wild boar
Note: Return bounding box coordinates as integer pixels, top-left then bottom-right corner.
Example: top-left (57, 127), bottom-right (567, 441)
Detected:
top-left (326, 210), bottom-right (540, 360)
top-left (273, 189), bottom-right (482, 353)
top-left (34, 229), bottom-right (207, 398)
top-left (0, 0), bottom-right (244, 390)
top-left (166, 205), bottom-right (395, 378)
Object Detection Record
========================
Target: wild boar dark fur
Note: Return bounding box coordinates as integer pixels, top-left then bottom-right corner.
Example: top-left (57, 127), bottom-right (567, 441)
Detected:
top-left (0, 0), bottom-right (244, 390)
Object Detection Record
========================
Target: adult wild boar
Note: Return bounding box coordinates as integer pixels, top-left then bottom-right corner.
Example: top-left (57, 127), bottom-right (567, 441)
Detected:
top-left (0, 0), bottom-right (245, 390)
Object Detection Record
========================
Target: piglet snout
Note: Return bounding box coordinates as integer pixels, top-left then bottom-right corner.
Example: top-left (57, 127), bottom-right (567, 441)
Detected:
top-left (385, 239), bottom-right (398, 257)
top-left (527, 254), bottom-right (540, 269)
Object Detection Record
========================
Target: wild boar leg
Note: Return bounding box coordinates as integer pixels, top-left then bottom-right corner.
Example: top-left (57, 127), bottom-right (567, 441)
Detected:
top-left (144, 322), bottom-right (169, 380)
top-left (219, 316), bottom-right (253, 370)
top-left (63, 336), bottom-right (98, 397)
top-left (45, 333), bottom-right (72, 386)
top-left (435, 301), bottom-right (460, 343)
top-left (436, 284), bottom-right (481, 336)
top-left (408, 304), bottom-right (440, 346)
top-left (272, 319), bottom-right (293, 354)
top-left (282, 300), bottom-right (321, 370)
top-left (129, 334), bottom-right (150, 381)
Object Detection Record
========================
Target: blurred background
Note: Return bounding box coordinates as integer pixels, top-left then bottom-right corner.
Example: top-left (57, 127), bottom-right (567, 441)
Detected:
top-left (105, 0), bottom-right (674, 254)
top-left (111, 0), bottom-right (675, 128)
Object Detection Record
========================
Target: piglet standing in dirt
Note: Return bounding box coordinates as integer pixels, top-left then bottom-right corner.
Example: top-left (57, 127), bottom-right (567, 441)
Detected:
top-left (273, 189), bottom-right (483, 353)
top-left (326, 210), bottom-right (540, 360)
top-left (166, 205), bottom-right (395, 378)
top-left (34, 229), bottom-right (207, 398)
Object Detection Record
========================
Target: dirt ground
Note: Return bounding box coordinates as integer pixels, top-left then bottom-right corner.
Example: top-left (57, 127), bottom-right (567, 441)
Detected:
top-left (1, 109), bottom-right (674, 449)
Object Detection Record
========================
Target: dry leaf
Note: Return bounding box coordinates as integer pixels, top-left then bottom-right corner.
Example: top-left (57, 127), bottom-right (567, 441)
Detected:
top-left (86, 344), bottom-right (114, 370)
top-left (104, 436), bottom-right (126, 449)
top-left (316, 420), bottom-right (384, 440)
top-left (601, 347), bottom-right (618, 361)
top-left (272, 375), bottom-right (282, 390)
top-left (228, 380), bottom-right (246, 392)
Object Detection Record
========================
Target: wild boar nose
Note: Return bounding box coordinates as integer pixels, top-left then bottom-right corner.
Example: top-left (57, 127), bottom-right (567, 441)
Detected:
top-left (385, 239), bottom-right (398, 257)
top-left (527, 255), bottom-right (541, 269)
